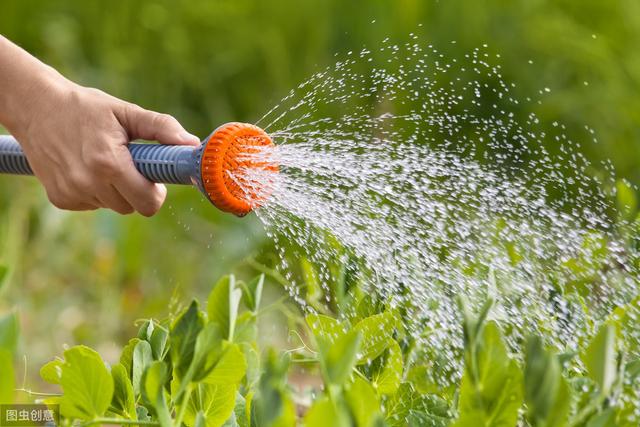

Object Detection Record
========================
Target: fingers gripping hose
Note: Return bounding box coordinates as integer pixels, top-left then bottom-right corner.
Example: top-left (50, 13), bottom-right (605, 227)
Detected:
top-left (0, 122), bottom-right (276, 216)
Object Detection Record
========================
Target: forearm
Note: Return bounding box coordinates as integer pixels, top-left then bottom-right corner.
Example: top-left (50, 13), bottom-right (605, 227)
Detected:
top-left (0, 35), bottom-right (70, 134)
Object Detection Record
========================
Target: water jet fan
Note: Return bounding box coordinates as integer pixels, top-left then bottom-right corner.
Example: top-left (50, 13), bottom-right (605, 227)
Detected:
top-left (0, 122), bottom-right (277, 216)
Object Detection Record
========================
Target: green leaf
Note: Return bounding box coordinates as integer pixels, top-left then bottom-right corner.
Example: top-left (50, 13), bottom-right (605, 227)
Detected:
top-left (111, 363), bottom-right (136, 420)
top-left (626, 359), bottom-right (640, 379)
top-left (141, 361), bottom-right (172, 427)
top-left (306, 313), bottom-right (347, 343)
top-left (300, 257), bottom-right (323, 310)
top-left (372, 339), bottom-right (403, 395)
top-left (455, 322), bottom-right (522, 427)
top-left (241, 274), bottom-right (264, 313)
top-left (138, 319), bottom-right (155, 341)
top-left (233, 311), bottom-right (258, 344)
top-left (459, 297), bottom-right (493, 350)
top-left (345, 377), bottom-right (382, 427)
top-left (223, 393), bottom-right (248, 427)
top-left (132, 340), bottom-right (153, 398)
top-left (353, 311), bottom-right (395, 364)
top-left (150, 325), bottom-right (169, 360)
top-left (304, 397), bottom-right (351, 427)
top-left (208, 275), bottom-right (243, 341)
top-left (184, 383), bottom-right (238, 427)
top-left (171, 300), bottom-right (205, 378)
top-left (40, 359), bottom-right (63, 385)
top-left (581, 323), bottom-right (618, 396)
top-left (524, 336), bottom-right (571, 427)
top-left (0, 349), bottom-right (14, 404)
top-left (251, 351), bottom-right (295, 427)
top-left (0, 311), bottom-right (18, 353)
top-left (385, 383), bottom-right (451, 427)
top-left (184, 323), bottom-right (224, 385)
top-left (195, 411), bottom-right (207, 427)
top-left (59, 345), bottom-right (114, 420)
top-left (586, 408), bottom-right (618, 427)
top-left (318, 329), bottom-right (361, 386)
top-left (240, 342), bottom-right (260, 387)
top-left (202, 342), bottom-right (247, 386)
top-left (119, 337), bottom-right (142, 378)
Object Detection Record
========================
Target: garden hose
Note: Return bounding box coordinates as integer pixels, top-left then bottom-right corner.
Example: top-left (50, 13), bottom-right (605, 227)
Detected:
top-left (0, 122), bottom-right (276, 216)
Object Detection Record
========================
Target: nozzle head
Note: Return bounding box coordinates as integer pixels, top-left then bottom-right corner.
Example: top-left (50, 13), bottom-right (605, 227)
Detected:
top-left (200, 122), bottom-right (276, 216)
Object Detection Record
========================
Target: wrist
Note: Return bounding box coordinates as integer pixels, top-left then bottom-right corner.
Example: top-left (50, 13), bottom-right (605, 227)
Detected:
top-left (0, 36), bottom-right (74, 138)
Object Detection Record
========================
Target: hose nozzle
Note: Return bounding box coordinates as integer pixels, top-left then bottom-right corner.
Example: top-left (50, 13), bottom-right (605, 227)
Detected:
top-left (200, 122), bottom-right (277, 216)
top-left (0, 122), bottom-right (278, 216)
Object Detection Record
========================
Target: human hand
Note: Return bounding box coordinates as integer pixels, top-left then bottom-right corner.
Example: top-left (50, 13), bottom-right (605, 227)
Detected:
top-left (0, 36), bottom-right (200, 216)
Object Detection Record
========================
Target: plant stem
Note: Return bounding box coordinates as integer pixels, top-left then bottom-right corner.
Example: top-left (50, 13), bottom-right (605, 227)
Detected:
top-left (173, 383), bottom-right (193, 427)
top-left (15, 388), bottom-right (62, 397)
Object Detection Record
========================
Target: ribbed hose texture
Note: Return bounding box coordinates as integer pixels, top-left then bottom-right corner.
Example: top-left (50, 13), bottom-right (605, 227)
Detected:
top-left (0, 136), bottom-right (194, 184)
top-left (128, 143), bottom-right (193, 184)
top-left (0, 135), bottom-right (33, 174)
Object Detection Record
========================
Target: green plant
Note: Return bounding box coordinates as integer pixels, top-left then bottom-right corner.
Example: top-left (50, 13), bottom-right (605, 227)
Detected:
top-left (3, 266), bottom-right (635, 427)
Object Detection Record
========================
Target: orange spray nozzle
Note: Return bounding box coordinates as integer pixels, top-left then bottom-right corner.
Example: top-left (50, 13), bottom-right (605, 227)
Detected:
top-left (199, 122), bottom-right (277, 216)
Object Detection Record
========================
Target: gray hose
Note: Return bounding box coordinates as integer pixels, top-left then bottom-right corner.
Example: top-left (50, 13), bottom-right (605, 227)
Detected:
top-left (0, 135), bottom-right (198, 185)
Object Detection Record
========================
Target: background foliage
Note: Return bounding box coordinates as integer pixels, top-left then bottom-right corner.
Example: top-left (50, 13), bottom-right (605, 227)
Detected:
top-left (0, 0), bottom-right (639, 414)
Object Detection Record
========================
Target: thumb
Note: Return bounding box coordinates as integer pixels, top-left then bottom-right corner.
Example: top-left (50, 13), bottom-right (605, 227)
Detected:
top-left (117, 103), bottom-right (200, 146)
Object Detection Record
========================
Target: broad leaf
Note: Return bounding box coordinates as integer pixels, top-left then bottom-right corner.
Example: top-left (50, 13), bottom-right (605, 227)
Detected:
top-left (240, 342), bottom-right (260, 387)
top-left (306, 314), bottom-right (347, 343)
top-left (141, 361), bottom-right (172, 427)
top-left (318, 329), bottom-right (361, 386)
top-left (119, 337), bottom-right (142, 378)
top-left (59, 346), bottom-right (114, 420)
top-left (385, 383), bottom-right (451, 427)
top-left (353, 311), bottom-right (396, 364)
top-left (202, 342), bottom-right (247, 386)
top-left (132, 340), bottom-right (153, 397)
top-left (171, 300), bottom-right (205, 378)
top-left (251, 351), bottom-right (295, 427)
top-left (185, 323), bottom-right (224, 384)
top-left (241, 274), bottom-right (264, 313)
top-left (207, 275), bottom-right (242, 341)
top-left (40, 359), bottom-right (63, 385)
top-left (345, 377), bottom-right (382, 427)
top-left (111, 363), bottom-right (136, 420)
top-left (455, 322), bottom-right (522, 427)
top-left (581, 323), bottom-right (617, 396)
top-left (304, 397), bottom-right (351, 427)
top-left (150, 325), bottom-right (169, 360)
top-left (184, 383), bottom-right (237, 427)
top-left (223, 392), bottom-right (248, 427)
top-left (524, 337), bottom-right (571, 427)
top-left (373, 339), bottom-right (403, 395)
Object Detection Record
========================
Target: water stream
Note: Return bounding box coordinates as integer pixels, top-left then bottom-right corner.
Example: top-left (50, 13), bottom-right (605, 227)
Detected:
top-left (233, 38), bottom-right (639, 382)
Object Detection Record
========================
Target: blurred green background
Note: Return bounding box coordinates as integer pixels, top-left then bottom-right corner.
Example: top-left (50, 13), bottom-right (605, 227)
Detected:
top-left (0, 0), bottom-right (639, 377)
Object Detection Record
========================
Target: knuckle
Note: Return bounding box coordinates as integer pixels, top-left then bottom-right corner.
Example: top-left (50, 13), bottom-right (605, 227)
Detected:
top-left (67, 171), bottom-right (92, 194)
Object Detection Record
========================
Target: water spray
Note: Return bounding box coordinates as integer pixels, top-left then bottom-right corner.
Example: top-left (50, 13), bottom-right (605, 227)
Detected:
top-left (0, 122), bottom-right (276, 216)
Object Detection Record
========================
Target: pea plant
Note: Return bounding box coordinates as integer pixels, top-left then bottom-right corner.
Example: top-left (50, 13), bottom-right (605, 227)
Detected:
top-left (2, 266), bottom-right (636, 426)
